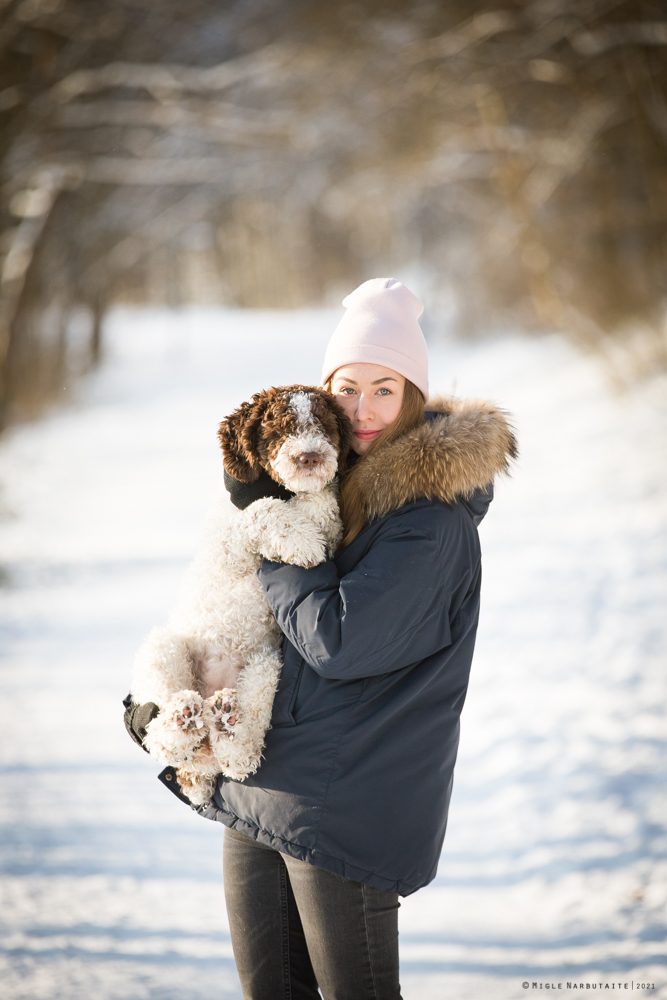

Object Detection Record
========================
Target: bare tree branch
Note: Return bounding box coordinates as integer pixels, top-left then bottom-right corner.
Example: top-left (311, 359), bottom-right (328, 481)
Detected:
top-left (47, 44), bottom-right (293, 103)
top-left (404, 9), bottom-right (521, 62)
top-left (51, 98), bottom-right (298, 144)
top-left (79, 187), bottom-right (217, 289)
top-left (64, 156), bottom-right (269, 185)
top-left (572, 21), bottom-right (667, 55)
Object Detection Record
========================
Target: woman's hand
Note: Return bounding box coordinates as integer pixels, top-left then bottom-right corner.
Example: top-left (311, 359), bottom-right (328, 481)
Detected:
top-left (224, 468), bottom-right (294, 510)
top-left (122, 693), bottom-right (160, 753)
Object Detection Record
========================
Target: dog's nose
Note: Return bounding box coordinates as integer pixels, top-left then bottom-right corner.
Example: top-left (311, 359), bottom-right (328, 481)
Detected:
top-left (298, 452), bottom-right (321, 468)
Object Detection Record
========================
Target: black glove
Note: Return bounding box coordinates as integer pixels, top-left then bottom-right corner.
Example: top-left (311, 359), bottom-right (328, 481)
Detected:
top-left (224, 468), bottom-right (294, 510)
top-left (122, 693), bottom-right (159, 753)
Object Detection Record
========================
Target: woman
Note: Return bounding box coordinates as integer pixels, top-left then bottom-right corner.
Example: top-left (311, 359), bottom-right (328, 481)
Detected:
top-left (129, 277), bottom-right (516, 999)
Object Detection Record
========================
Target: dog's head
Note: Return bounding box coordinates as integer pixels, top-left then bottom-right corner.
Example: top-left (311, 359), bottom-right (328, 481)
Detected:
top-left (218, 385), bottom-right (352, 493)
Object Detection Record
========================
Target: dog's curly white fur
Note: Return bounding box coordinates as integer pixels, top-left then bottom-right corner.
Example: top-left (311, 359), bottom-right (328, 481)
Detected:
top-left (130, 386), bottom-right (350, 805)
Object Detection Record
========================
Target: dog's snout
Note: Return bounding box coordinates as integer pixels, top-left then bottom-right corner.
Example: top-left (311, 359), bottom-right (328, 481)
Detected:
top-left (298, 452), bottom-right (321, 468)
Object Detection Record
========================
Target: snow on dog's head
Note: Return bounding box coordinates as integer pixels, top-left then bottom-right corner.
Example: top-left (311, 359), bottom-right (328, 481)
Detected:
top-left (218, 385), bottom-right (352, 492)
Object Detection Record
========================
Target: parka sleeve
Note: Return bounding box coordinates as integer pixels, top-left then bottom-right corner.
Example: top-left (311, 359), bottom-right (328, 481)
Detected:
top-left (257, 508), bottom-right (475, 681)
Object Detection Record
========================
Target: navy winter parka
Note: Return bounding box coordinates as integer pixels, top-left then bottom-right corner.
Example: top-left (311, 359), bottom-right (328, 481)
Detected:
top-left (163, 397), bottom-right (516, 897)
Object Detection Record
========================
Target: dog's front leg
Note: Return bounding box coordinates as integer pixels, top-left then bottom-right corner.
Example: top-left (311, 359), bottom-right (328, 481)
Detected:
top-left (247, 497), bottom-right (325, 566)
top-left (243, 494), bottom-right (340, 568)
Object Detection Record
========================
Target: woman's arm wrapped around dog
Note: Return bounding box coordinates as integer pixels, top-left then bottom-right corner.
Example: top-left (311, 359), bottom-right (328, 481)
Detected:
top-left (257, 503), bottom-right (477, 682)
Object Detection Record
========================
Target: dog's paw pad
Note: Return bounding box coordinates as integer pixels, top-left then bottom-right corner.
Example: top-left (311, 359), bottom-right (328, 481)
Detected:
top-left (144, 693), bottom-right (208, 766)
top-left (171, 692), bottom-right (206, 733)
top-left (207, 688), bottom-right (241, 741)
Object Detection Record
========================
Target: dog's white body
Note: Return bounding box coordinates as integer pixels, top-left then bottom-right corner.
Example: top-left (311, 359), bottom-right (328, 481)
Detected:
top-left (130, 388), bottom-right (347, 805)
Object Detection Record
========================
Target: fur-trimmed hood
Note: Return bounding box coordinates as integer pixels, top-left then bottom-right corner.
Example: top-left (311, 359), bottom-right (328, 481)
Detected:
top-left (345, 396), bottom-right (517, 525)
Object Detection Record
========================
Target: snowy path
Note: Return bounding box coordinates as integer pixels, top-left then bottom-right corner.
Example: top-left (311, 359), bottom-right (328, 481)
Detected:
top-left (0, 308), bottom-right (665, 1000)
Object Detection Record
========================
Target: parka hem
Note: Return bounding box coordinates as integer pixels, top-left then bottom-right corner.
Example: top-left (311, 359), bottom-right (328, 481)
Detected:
top-left (196, 789), bottom-right (429, 897)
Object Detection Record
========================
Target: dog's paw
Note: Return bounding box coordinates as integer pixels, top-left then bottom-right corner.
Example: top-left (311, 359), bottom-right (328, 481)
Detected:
top-left (144, 689), bottom-right (208, 765)
top-left (261, 530), bottom-right (328, 568)
top-left (243, 497), bottom-right (288, 549)
top-left (204, 688), bottom-right (240, 746)
top-left (172, 691), bottom-right (207, 733)
top-left (246, 494), bottom-right (342, 566)
top-left (244, 498), bottom-right (318, 565)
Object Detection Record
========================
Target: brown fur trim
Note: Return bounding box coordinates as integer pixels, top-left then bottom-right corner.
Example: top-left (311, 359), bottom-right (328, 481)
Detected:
top-left (344, 396), bottom-right (518, 523)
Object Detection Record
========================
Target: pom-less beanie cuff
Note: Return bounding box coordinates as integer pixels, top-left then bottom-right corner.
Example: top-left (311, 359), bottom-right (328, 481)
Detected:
top-left (321, 277), bottom-right (429, 399)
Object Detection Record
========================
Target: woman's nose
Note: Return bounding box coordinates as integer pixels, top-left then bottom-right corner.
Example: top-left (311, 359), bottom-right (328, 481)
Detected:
top-left (355, 393), bottom-right (374, 421)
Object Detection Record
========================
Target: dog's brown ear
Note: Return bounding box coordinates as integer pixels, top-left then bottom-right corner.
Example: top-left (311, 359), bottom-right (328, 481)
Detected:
top-left (333, 399), bottom-right (353, 465)
top-left (316, 388), bottom-right (352, 465)
top-left (217, 395), bottom-right (267, 483)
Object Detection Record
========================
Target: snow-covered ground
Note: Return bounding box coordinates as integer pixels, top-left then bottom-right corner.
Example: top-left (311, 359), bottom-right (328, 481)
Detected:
top-left (0, 307), bottom-right (665, 1000)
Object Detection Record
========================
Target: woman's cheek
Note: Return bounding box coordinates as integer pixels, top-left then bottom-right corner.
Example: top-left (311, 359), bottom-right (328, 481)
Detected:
top-left (383, 397), bottom-right (402, 424)
top-left (334, 395), bottom-right (355, 418)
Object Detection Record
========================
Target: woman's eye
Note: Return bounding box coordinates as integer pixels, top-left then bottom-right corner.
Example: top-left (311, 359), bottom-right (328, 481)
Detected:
top-left (377, 387), bottom-right (391, 396)
top-left (337, 386), bottom-right (355, 395)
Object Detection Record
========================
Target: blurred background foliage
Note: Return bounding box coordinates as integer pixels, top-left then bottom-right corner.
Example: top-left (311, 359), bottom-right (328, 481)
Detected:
top-left (1, 0), bottom-right (666, 426)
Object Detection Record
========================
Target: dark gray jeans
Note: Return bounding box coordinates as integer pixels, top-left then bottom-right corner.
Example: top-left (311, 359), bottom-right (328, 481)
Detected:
top-left (223, 826), bottom-right (403, 1000)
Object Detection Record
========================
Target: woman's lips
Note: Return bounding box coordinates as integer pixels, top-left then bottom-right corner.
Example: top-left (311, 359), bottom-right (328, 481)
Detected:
top-left (354, 429), bottom-right (381, 439)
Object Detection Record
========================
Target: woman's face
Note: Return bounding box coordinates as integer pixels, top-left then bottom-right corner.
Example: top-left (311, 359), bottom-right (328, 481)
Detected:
top-left (330, 363), bottom-right (405, 455)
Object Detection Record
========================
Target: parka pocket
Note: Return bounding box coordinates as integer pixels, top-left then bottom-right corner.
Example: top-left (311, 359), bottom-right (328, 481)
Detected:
top-left (270, 648), bottom-right (303, 728)
top-left (271, 647), bottom-right (365, 727)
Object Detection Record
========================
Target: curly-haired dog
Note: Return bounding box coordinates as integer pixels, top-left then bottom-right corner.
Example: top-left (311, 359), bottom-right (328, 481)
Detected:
top-left (130, 385), bottom-right (351, 804)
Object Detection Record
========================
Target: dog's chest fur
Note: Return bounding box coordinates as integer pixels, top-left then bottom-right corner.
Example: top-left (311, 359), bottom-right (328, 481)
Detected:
top-left (170, 500), bottom-right (281, 694)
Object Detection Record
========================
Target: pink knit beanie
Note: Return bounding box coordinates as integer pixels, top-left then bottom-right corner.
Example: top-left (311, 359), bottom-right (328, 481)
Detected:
top-left (321, 277), bottom-right (429, 399)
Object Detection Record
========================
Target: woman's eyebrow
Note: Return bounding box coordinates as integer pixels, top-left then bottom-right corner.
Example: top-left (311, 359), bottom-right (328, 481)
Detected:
top-left (335, 377), bottom-right (398, 385)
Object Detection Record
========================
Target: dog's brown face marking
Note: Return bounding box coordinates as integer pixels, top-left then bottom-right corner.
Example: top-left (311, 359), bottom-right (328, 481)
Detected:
top-left (218, 385), bottom-right (351, 491)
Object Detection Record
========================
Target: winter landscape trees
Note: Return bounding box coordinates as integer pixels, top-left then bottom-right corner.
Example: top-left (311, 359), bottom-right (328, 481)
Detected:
top-left (1, 0), bottom-right (665, 425)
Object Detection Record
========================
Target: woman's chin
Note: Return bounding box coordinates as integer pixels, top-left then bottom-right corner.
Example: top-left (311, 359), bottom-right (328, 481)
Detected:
top-left (351, 438), bottom-right (377, 456)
